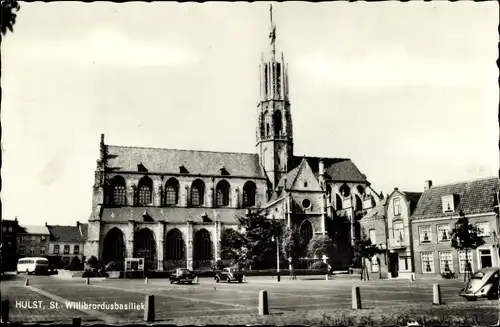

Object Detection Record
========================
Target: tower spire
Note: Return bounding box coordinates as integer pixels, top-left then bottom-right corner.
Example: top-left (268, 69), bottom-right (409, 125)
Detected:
top-left (269, 4), bottom-right (276, 60)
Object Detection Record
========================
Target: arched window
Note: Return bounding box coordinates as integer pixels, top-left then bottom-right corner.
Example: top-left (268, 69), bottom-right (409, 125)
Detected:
top-left (194, 229), bottom-right (213, 260)
top-left (355, 195), bottom-right (363, 211)
top-left (165, 229), bottom-right (185, 260)
top-left (357, 185), bottom-right (365, 196)
top-left (300, 220), bottom-right (314, 257)
top-left (134, 228), bottom-right (157, 270)
top-left (190, 179), bottom-right (205, 207)
top-left (266, 123), bottom-right (270, 137)
top-left (339, 184), bottom-right (351, 197)
top-left (110, 176), bottom-right (127, 206)
top-left (165, 178), bottom-right (179, 206)
top-left (336, 194), bottom-right (343, 210)
top-left (137, 176), bottom-right (153, 205)
top-left (273, 110), bottom-right (283, 136)
top-left (243, 181), bottom-right (257, 208)
top-left (216, 180), bottom-right (230, 207)
top-left (102, 228), bottom-right (125, 264)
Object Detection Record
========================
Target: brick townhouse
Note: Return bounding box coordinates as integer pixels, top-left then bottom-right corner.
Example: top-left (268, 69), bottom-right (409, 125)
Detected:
top-left (411, 177), bottom-right (500, 277)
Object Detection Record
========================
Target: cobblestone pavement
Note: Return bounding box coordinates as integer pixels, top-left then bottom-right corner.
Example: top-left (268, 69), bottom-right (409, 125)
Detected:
top-left (1, 274), bottom-right (498, 324)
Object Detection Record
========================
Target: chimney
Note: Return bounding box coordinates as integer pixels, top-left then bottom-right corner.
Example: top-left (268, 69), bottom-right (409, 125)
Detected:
top-left (76, 221), bottom-right (80, 227)
top-left (424, 180), bottom-right (433, 190)
top-left (45, 222), bottom-right (48, 227)
top-left (394, 187), bottom-right (399, 191)
top-left (100, 133), bottom-right (105, 145)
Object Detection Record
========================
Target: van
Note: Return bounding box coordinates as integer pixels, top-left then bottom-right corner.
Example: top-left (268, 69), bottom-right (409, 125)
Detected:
top-left (17, 257), bottom-right (49, 275)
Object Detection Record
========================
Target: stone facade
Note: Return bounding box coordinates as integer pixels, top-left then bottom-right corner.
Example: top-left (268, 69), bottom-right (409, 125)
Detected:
top-left (84, 7), bottom-right (380, 271)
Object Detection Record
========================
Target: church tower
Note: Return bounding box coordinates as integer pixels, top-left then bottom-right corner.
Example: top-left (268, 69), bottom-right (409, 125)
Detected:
top-left (256, 5), bottom-right (294, 191)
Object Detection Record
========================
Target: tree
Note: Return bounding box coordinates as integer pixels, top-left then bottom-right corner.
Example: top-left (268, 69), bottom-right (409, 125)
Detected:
top-left (86, 256), bottom-right (99, 271)
top-left (307, 234), bottom-right (336, 268)
top-left (450, 211), bottom-right (485, 282)
top-left (234, 212), bottom-right (283, 270)
top-left (281, 226), bottom-right (302, 279)
top-left (68, 256), bottom-right (82, 271)
top-left (220, 228), bottom-right (245, 263)
top-left (352, 233), bottom-right (382, 281)
top-left (1, 0), bottom-right (20, 41)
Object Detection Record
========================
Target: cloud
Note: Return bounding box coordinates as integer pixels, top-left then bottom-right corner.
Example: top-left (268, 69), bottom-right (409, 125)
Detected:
top-left (296, 45), bottom-right (492, 88)
top-left (19, 27), bottom-right (201, 67)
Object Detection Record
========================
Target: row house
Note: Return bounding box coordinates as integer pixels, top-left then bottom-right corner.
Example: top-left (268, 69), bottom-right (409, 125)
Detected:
top-left (17, 225), bottom-right (51, 258)
top-left (412, 177), bottom-right (500, 277)
top-left (47, 222), bottom-right (88, 267)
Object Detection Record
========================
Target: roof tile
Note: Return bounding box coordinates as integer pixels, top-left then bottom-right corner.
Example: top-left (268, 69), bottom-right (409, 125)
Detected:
top-left (106, 145), bottom-right (266, 178)
top-left (412, 177), bottom-right (500, 219)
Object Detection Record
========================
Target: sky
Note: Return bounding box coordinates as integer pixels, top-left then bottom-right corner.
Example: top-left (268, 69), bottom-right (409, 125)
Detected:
top-left (2, 1), bottom-right (498, 227)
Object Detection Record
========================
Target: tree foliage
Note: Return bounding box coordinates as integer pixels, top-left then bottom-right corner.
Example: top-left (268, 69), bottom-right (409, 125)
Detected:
top-left (307, 234), bottom-right (336, 261)
top-left (281, 226), bottom-right (302, 272)
top-left (352, 233), bottom-right (382, 280)
top-left (1, 0), bottom-right (20, 41)
top-left (450, 212), bottom-right (485, 281)
top-left (220, 228), bottom-right (245, 262)
top-left (232, 212), bottom-right (283, 270)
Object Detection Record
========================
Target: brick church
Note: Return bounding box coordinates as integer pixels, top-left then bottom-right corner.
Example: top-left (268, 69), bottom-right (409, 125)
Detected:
top-left (84, 6), bottom-right (382, 271)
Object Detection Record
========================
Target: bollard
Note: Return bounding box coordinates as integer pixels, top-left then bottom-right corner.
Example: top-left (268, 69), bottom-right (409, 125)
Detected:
top-left (195, 276), bottom-right (199, 283)
top-left (72, 317), bottom-right (82, 327)
top-left (325, 274), bottom-right (329, 281)
top-left (1, 300), bottom-right (9, 323)
top-left (432, 284), bottom-right (442, 305)
top-left (25, 278), bottom-right (29, 286)
top-left (145, 277), bottom-right (148, 284)
top-left (277, 274), bottom-right (280, 282)
top-left (86, 277), bottom-right (90, 285)
top-left (144, 295), bottom-right (155, 322)
top-left (352, 286), bottom-right (362, 309)
top-left (410, 273), bottom-right (415, 281)
top-left (243, 275), bottom-right (247, 282)
top-left (258, 290), bottom-right (269, 315)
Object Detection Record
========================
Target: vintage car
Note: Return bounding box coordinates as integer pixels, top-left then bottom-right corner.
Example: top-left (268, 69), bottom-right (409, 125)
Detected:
top-left (169, 268), bottom-right (196, 284)
top-left (214, 267), bottom-right (244, 283)
top-left (459, 267), bottom-right (500, 301)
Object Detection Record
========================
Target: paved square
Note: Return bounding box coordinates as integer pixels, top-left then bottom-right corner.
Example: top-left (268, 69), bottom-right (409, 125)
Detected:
top-left (1, 274), bottom-right (498, 324)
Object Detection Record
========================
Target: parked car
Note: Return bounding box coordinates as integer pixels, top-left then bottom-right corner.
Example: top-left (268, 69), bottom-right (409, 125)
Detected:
top-left (214, 267), bottom-right (243, 283)
top-left (459, 267), bottom-right (500, 301)
top-left (169, 268), bottom-right (196, 284)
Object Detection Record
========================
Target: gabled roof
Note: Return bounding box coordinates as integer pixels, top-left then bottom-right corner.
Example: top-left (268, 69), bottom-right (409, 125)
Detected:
top-left (47, 225), bottom-right (85, 243)
top-left (389, 189), bottom-right (422, 215)
top-left (404, 192), bottom-right (423, 215)
top-left (412, 177), bottom-right (500, 220)
top-left (18, 225), bottom-right (50, 235)
top-left (291, 156), bottom-right (368, 183)
top-left (105, 145), bottom-right (266, 179)
top-left (101, 207), bottom-right (246, 224)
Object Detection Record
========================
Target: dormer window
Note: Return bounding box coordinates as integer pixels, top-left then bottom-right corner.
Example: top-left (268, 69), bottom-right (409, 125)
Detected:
top-left (137, 163), bottom-right (148, 172)
top-left (179, 165), bottom-right (189, 174)
top-left (304, 181), bottom-right (308, 188)
top-left (220, 167), bottom-right (229, 176)
top-left (442, 195), bottom-right (455, 213)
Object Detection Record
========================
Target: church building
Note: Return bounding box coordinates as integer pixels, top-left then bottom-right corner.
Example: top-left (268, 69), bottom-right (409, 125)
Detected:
top-left (84, 6), bottom-right (382, 271)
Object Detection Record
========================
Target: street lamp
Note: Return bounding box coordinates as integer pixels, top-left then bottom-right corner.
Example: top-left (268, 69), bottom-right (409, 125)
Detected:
top-left (272, 235), bottom-right (280, 281)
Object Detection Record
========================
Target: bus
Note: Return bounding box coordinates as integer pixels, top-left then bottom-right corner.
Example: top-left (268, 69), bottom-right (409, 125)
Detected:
top-left (17, 257), bottom-right (49, 275)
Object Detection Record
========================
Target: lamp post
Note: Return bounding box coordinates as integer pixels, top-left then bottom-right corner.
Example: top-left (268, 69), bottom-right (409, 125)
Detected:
top-left (272, 235), bottom-right (280, 281)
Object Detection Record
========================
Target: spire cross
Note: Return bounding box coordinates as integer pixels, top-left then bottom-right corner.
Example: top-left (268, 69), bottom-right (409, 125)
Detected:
top-left (269, 4), bottom-right (276, 59)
